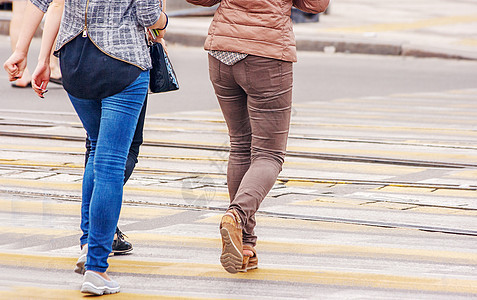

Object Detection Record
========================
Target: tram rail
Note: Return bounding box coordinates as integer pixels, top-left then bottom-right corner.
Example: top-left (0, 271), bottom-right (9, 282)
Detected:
top-left (1, 128), bottom-right (476, 191)
top-left (1, 120), bottom-right (476, 236)
top-left (1, 186), bottom-right (476, 237)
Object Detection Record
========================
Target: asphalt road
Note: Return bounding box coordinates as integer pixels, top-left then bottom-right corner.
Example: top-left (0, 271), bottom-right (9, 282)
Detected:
top-left (1, 36), bottom-right (477, 114)
top-left (1, 35), bottom-right (477, 299)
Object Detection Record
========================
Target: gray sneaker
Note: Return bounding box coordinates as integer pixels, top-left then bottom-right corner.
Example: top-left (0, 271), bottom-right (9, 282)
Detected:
top-left (80, 271), bottom-right (120, 295)
top-left (74, 244), bottom-right (87, 275)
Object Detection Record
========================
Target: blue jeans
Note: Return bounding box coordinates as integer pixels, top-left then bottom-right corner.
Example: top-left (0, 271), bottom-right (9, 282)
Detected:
top-left (85, 97), bottom-right (148, 183)
top-left (69, 71), bottom-right (149, 272)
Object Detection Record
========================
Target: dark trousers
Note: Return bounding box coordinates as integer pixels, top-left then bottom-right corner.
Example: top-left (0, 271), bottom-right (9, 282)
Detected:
top-left (208, 54), bottom-right (293, 246)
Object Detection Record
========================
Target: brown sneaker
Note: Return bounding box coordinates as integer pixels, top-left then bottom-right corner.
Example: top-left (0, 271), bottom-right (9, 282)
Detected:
top-left (219, 209), bottom-right (243, 274)
top-left (239, 244), bottom-right (258, 272)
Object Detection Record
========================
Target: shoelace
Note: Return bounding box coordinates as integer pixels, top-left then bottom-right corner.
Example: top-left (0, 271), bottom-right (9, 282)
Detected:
top-left (116, 229), bottom-right (128, 241)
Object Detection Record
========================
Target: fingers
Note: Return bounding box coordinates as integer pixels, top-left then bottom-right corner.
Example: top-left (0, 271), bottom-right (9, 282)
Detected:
top-left (158, 29), bottom-right (166, 39)
top-left (157, 29), bottom-right (166, 39)
top-left (153, 29), bottom-right (166, 42)
top-left (4, 53), bottom-right (28, 81)
top-left (158, 38), bottom-right (168, 55)
top-left (32, 80), bottom-right (48, 98)
top-left (4, 62), bottom-right (22, 82)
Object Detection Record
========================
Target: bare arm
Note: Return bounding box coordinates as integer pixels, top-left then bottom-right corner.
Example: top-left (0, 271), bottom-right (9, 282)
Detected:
top-left (31, 0), bottom-right (64, 97)
top-left (3, 1), bottom-right (46, 82)
top-left (136, 0), bottom-right (167, 29)
top-left (293, 0), bottom-right (330, 14)
top-left (148, 10), bottom-right (168, 30)
top-left (148, 0), bottom-right (167, 44)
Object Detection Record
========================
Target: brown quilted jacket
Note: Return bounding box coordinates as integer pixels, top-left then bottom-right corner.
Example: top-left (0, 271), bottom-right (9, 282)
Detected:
top-left (186, 0), bottom-right (330, 62)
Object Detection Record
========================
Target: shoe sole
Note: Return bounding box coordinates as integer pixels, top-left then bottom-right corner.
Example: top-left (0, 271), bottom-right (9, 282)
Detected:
top-left (220, 227), bottom-right (243, 274)
top-left (81, 282), bottom-right (120, 295)
top-left (239, 264), bottom-right (258, 272)
top-left (74, 254), bottom-right (86, 275)
top-left (112, 247), bottom-right (133, 255)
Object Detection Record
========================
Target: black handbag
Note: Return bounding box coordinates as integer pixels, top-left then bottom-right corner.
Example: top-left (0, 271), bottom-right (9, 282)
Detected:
top-left (149, 42), bottom-right (179, 93)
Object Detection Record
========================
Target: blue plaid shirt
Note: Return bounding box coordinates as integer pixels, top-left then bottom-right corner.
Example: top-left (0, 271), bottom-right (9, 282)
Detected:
top-left (31, 0), bottom-right (161, 70)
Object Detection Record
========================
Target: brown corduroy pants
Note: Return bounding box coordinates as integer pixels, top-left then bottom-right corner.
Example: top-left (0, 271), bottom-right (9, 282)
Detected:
top-left (208, 54), bottom-right (293, 246)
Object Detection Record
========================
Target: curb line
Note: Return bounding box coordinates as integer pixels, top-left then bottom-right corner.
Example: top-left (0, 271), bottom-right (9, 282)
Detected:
top-left (1, 18), bottom-right (476, 61)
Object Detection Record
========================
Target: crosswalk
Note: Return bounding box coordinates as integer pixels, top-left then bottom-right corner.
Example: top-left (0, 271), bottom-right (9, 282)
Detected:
top-left (0, 89), bottom-right (476, 298)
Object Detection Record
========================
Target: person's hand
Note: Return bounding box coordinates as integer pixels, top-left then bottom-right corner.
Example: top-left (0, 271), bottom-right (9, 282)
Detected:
top-left (31, 62), bottom-right (50, 98)
top-left (157, 38), bottom-right (168, 55)
top-left (3, 51), bottom-right (28, 82)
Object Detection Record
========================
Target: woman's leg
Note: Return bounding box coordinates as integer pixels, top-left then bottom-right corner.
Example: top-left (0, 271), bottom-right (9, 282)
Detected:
top-left (69, 71), bottom-right (149, 273)
top-left (208, 55), bottom-right (251, 202)
top-left (210, 55), bottom-right (293, 273)
top-left (84, 95), bottom-right (147, 184)
top-left (124, 96), bottom-right (147, 182)
top-left (230, 55), bottom-right (294, 247)
top-left (69, 99), bottom-right (101, 247)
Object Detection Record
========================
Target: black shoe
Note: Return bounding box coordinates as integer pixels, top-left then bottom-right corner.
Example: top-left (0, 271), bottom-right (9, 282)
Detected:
top-left (49, 77), bottom-right (63, 85)
top-left (112, 228), bottom-right (133, 255)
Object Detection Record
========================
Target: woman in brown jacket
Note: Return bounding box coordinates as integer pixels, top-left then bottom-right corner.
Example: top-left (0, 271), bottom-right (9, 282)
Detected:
top-left (186, 0), bottom-right (330, 274)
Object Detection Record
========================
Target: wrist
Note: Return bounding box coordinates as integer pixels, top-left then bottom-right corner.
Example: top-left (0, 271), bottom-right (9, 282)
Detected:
top-left (14, 46), bottom-right (29, 57)
top-left (37, 56), bottom-right (50, 66)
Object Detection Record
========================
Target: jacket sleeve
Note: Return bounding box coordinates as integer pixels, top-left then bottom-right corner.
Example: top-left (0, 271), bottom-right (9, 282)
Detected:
top-left (30, 0), bottom-right (53, 13)
top-left (293, 0), bottom-right (330, 14)
top-left (136, 0), bottom-right (162, 28)
top-left (186, 0), bottom-right (221, 7)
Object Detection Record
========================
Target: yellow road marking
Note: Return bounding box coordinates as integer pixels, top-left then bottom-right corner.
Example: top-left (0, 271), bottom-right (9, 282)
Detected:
top-left (199, 214), bottom-right (385, 233)
top-left (0, 178), bottom-right (81, 190)
top-left (448, 89), bottom-right (477, 94)
top-left (0, 159), bottom-right (83, 169)
top-left (145, 123), bottom-right (227, 133)
top-left (1, 253), bottom-right (476, 294)
top-left (374, 186), bottom-right (436, 194)
top-left (128, 233), bottom-right (477, 265)
top-left (457, 38), bottom-right (477, 46)
top-left (2, 224), bottom-right (475, 265)
top-left (410, 206), bottom-right (477, 216)
top-left (0, 226), bottom-right (78, 237)
top-left (0, 286), bottom-right (216, 300)
top-left (293, 195), bottom-right (476, 216)
top-left (0, 144), bottom-right (84, 152)
top-left (284, 181), bottom-right (331, 188)
top-left (362, 201), bottom-right (418, 210)
top-left (291, 123), bottom-right (477, 136)
top-left (0, 199), bottom-right (183, 219)
top-left (0, 178), bottom-right (230, 201)
top-left (1, 155), bottom-right (426, 178)
top-left (432, 189), bottom-right (477, 198)
top-left (292, 197), bottom-right (372, 207)
top-left (287, 145), bottom-right (477, 162)
top-left (378, 186), bottom-right (477, 198)
top-left (322, 15), bottom-right (477, 33)
top-left (284, 160), bottom-right (423, 175)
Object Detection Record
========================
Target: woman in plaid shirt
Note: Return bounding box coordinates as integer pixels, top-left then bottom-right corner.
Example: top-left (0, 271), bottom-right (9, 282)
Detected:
top-left (4, 0), bottom-right (168, 295)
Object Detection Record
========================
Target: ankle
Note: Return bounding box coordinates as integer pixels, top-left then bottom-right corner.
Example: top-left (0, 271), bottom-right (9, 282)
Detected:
top-left (91, 270), bottom-right (111, 281)
top-left (226, 209), bottom-right (242, 225)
